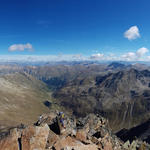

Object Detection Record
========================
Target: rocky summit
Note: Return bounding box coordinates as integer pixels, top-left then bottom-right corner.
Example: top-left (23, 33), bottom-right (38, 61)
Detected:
top-left (0, 111), bottom-right (149, 150)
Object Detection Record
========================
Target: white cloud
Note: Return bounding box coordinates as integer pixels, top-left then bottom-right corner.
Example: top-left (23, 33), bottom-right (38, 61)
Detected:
top-left (121, 47), bottom-right (149, 61)
top-left (105, 53), bottom-right (119, 61)
top-left (136, 47), bottom-right (149, 57)
top-left (1, 47), bottom-right (149, 62)
top-left (147, 56), bottom-right (150, 60)
top-left (0, 54), bottom-right (88, 62)
top-left (72, 54), bottom-right (83, 60)
top-left (124, 26), bottom-right (140, 40)
top-left (90, 53), bottom-right (104, 60)
top-left (8, 43), bottom-right (33, 52)
top-left (121, 52), bottom-right (136, 61)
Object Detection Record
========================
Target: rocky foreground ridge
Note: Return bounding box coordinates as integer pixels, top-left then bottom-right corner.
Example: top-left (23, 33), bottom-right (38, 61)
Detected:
top-left (0, 111), bottom-right (149, 150)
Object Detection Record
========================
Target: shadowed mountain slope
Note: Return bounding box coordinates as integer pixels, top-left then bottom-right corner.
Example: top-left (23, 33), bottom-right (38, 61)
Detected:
top-left (53, 68), bottom-right (150, 131)
top-left (116, 118), bottom-right (150, 144)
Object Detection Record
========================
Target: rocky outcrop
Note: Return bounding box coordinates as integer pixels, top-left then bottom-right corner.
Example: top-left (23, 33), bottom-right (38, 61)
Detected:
top-left (0, 128), bottom-right (20, 150)
top-left (0, 124), bottom-right (49, 150)
top-left (0, 111), bottom-right (149, 150)
top-left (22, 124), bottom-right (49, 150)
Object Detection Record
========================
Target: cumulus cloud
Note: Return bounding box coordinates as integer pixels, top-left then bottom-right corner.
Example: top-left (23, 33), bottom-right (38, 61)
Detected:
top-left (90, 53), bottom-right (104, 60)
top-left (121, 52), bottom-right (136, 61)
top-left (121, 47), bottom-right (149, 61)
top-left (136, 47), bottom-right (149, 57)
top-left (8, 43), bottom-right (33, 52)
top-left (124, 26), bottom-right (140, 40)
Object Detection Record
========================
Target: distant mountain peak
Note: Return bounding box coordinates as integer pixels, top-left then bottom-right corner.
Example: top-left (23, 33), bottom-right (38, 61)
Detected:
top-left (108, 62), bottom-right (126, 69)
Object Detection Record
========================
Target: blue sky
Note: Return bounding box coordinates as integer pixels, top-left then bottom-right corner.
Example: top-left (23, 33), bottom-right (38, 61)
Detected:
top-left (0, 0), bottom-right (150, 61)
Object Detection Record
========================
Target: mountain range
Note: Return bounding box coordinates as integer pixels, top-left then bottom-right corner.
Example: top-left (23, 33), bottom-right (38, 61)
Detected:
top-left (0, 62), bottom-right (150, 134)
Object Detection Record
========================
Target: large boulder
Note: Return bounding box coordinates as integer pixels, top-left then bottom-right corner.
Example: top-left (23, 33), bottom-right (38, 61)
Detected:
top-left (0, 128), bottom-right (20, 150)
top-left (53, 136), bottom-right (85, 150)
top-left (22, 124), bottom-right (49, 150)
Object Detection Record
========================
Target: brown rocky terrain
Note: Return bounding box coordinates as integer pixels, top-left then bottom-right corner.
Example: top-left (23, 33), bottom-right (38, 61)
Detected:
top-left (0, 111), bottom-right (149, 150)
